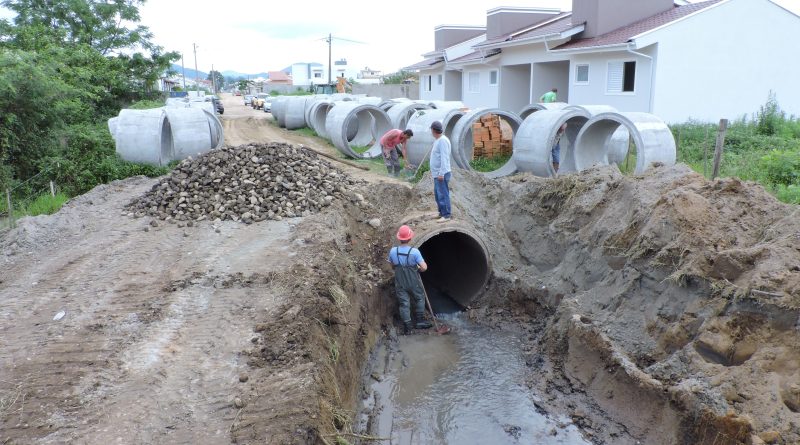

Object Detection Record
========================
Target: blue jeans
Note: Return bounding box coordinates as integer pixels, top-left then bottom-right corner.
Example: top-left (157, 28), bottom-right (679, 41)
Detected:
top-left (434, 172), bottom-right (451, 218)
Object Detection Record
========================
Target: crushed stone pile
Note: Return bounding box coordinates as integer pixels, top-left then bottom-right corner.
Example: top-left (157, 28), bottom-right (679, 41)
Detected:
top-left (127, 142), bottom-right (363, 223)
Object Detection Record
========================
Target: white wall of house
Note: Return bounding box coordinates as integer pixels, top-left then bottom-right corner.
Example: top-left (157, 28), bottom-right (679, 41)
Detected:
top-left (641, 0), bottom-right (800, 123)
top-left (566, 48), bottom-right (655, 113)
top-left (444, 70), bottom-right (463, 101)
top-left (419, 68), bottom-right (446, 101)
top-left (460, 64), bottom-right (501, 108)
top-left (499, 64), bottom-right (531, 114)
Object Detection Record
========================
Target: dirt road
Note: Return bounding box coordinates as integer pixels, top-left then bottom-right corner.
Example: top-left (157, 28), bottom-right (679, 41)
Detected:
top-left (0, 96), bottom-right (394, 444)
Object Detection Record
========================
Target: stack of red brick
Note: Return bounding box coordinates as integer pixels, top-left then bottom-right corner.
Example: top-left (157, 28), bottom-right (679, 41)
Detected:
top-left (472, 114), bottom-right (513, 159)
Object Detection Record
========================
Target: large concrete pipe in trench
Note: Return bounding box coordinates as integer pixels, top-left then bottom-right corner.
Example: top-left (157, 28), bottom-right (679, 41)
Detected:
top-left (450, 108), bottom-right (523, 171)
top-left (387, 102), bottom-right (431, 130)
top-left (285, 97), bottom-right (312, 130)
top-left (114, 108), bottom-right (174, 166)
top-left (324, 101), bottom-right (392, 158)
top-left (519, 102), bottom-right (568, 120)
top-left (165, 107), bottom-right (214, 160)
top-left (406, 222), bottom-right (491, 311)
top-left (271, 97), bottom-right (290, 127)
top-left (404, 108), bottom-right (465, 169)
top-left (573, 112), bottom-right (676, 174)
top-left (512, 108), bottom-right (592, 177)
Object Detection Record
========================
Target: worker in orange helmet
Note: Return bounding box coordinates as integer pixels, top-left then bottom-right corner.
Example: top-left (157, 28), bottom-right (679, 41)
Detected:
top-left (388, 225), bottom-right (431, 334)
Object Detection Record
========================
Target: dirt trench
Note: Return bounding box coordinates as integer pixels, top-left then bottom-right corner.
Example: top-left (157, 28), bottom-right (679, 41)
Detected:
top-left (2, 96), bottom-right (799, 445)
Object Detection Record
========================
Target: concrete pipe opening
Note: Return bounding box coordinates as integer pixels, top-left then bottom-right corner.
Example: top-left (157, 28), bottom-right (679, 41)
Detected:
top-left (518, 102), bottom-right (568, 120)
top-left (202, 109), bottom-right (224, 149)
top-left (511, 108), bottom-right (593, 177)
top-left (450, 108), bottom-right (523, 171)
top-left (405, 108), bottom-right (465, 169)
top-left (573, 112), bottom-right (676, 174)
top-left (325, 102), bottom-right (392, 159)
top-left (309, 101), bottom-right (334, 138)
top-left (387, 102), bottom-right (430, 131)
top-left (412, 227), bottom-right (490, 313)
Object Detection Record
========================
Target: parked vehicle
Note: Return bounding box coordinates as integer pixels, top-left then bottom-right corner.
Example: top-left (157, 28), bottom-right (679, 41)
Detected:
top-left (252, 93), bottom-right (270, 110)
top-left (211, 96), bottom-right (224, 114)
top-left (234, 91), bottom-right (242, 96)
top-left (244, 94), bottom-right (255, 105)
top-left (263, 100), bottom-right (272, 113)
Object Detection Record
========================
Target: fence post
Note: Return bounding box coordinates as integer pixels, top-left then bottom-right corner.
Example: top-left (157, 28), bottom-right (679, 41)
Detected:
top-left (50, 181), bottom-right (56, 197)
top-left (5, 188), bottom-right (14, 228)
top-left (711, 118), bottom-right (729, 180)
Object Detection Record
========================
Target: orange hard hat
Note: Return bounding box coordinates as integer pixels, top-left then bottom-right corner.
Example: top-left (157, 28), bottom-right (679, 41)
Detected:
top-left (396, 225), bottom-right (414, 241)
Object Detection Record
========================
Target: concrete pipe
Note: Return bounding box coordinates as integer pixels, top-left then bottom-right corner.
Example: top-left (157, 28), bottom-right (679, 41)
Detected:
top-left (450, 108), bottom-right (523, 171)
top-left (202, 109), bottom-right (224, 150)
top-left (607, 127), bottom-right (632, 165)
top-left (271, 97), bottom-right (290, 127)
top-left (165, 107), bottom-right (214, 160)
top-left (165, 97), bottom-right (190, 108)
top-left (324, 101), bottom-right (392, 159)
top-left (188, 100), bottom-right (215, 115)
top-left (573, 112), bottom-right (676, 174)
top-left (285, 97), bottom-right (312, 130)
top-left (107, 117), bottom-right (119, 139)
top-left (428, 100), bottom-right (465, 110)
top-left (405, 108), bottom-right (465, 169)
top-left (329, 93), bottom-right (353, 101)
top-left (378, 98), bottom-right (410, 112)
top-left (519, 102), bottom-right (568, 120)
top-left (357, 97), bottom-right (383, 106)
top-left (309, 101), bottom-right (336, 139)
top-left (387, 102), bottom-right (431, 130)
top-left (512, 108), bottom-right (592, 177)
top-left (407, 222), bottom-right (490, 311)
top-left (304, 97), bottom-right (328, 127)
top-left (114, 108), bottom-right (174, 166)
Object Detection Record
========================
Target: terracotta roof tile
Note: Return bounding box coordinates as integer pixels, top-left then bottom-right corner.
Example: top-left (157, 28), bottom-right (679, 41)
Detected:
top-left (268, 71), bottom-right (291, 81)
top-left (556, 0), bottom-right (720, 50)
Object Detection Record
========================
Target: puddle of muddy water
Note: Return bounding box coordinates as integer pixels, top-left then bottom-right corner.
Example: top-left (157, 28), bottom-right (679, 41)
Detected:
top-left (361, 316), bottom-right (589, 445)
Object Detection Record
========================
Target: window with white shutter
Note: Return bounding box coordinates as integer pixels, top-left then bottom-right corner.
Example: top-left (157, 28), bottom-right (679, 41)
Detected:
top-left (607, 61), bottom-right (636, 93)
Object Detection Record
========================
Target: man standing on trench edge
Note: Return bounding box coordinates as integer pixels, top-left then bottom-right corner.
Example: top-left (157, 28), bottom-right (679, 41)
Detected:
top-left (429, 120), bottom-right (452, 222)
top-left (388, 225), bottom-right (432, 334)
top-left (379, 128), bottom-right (413, 176)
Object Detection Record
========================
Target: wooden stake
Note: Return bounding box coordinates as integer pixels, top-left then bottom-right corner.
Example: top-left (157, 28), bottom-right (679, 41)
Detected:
top-left (5, 188), bottom-right (14, 228)
top-left (703, 126), bottom-right (710, 177)
top-left (49, 181), bottom-right (56, 197)
top-left (711, 119), bottom-right (728, 180)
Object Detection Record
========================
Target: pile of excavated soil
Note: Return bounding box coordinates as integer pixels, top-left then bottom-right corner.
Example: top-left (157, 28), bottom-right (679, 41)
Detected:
top-left (407, 165), bottom-right (799, 445)
top-left (126, 142), bottom-right (364, 223)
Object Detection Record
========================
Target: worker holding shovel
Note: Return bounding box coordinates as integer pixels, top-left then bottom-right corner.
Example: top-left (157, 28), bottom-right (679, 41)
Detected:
top-left (380, 128), bottom-right (413, 176)
top-left (388, 225), bottom-right (432, 334)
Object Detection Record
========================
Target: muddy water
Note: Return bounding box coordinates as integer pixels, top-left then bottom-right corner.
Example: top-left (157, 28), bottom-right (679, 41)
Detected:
top-left (361, 316), bottom-right (589, 444)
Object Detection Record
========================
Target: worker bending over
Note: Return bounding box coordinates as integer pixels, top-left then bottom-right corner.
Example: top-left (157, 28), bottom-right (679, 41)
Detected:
top-left (380, 128), bottom-right (413, 176)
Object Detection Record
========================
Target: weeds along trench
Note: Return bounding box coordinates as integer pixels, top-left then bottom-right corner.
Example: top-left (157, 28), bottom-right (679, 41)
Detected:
top-left (304, 164), bottom-right (800, 445)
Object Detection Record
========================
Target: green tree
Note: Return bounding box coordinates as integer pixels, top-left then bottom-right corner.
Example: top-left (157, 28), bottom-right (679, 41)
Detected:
top-left (382, 70), bottom-right (417, 85)
top-left (207, 70), bottom-right (225, 92)
top-left (237, 78), bottom-right (253, 92)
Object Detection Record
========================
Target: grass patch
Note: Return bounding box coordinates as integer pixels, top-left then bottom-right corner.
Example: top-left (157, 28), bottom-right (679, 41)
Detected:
top-left (294, 127), bottom-right (318, 138)
top-left (350, 145), bottom-right (372, 154)
top-left (469, 155), bottom-right (511, 173)
top-left (128, 98), bottom-right (166, 109)
top-left (25, 192), bottom-right (69, 216)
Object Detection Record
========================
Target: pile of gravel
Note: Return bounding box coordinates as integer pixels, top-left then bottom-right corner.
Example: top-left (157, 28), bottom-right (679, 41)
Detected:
top-left (127, 142), bottom-right (362, 223)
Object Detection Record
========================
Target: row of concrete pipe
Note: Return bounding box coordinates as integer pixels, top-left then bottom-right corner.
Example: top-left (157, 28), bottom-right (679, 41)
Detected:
top-left (108, 102), bottom-right (224, 166)
top-left (273, 93), bottom-right (675, 178)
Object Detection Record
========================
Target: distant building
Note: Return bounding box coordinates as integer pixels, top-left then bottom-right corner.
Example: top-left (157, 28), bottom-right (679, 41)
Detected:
top-left (267, 71), bottom-right (292, 85)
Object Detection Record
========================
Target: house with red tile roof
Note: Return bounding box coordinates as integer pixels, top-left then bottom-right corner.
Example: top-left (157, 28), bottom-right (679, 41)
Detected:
top-left (405, 0), bottom-right (800, 122)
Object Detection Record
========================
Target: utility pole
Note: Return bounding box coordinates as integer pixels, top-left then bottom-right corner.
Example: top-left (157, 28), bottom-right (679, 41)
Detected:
top-left (211, 63), bottom-right (216, 93)
top-left (328, 33), bottom-right (332, 85)
top-left (181, 53), bottom-right (186, 90)
top-left (193, 43), bottom-right (199, 92)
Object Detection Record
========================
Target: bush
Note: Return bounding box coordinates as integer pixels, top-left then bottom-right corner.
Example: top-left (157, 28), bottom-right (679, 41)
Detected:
top-left (759, 150), bottom-right (800, 186)
top-left (754, 92), bottom-right (784, 136)
top-left (774, 184), bottom-right (800, 204)
top-left (128, 98), bottom-right (166, 109)
top-left (25, 192), bottom-right (69, 216)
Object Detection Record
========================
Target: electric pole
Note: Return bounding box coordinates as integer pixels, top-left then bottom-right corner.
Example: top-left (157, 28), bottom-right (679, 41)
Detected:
top-left (193, 43), bottom-right (199, 92)
top-left (211, 63), bottom-right (216, 93)
top-left (328, 33), bottom-right (332, 85)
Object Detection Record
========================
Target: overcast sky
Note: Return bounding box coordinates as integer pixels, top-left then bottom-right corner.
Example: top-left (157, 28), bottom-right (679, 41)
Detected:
top-left (2, 0), bottom-right (798, 76)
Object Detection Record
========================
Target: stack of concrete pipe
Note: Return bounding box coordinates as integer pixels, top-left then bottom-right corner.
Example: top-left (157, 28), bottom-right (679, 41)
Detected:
top-left (109, 106), bottom-right (224, 166)
top-left (518, 102), bottom-right (568, 120)
top-left (324, 101), bottom-right (392, 159)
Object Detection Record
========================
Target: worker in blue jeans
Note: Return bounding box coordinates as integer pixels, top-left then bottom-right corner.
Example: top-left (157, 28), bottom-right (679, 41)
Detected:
top-left (429, 120), bottom-right (452, 222)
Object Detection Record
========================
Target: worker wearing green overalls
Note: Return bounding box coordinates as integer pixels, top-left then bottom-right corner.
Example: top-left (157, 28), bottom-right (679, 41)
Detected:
top-left (389, 225), bottom-right (432, 334)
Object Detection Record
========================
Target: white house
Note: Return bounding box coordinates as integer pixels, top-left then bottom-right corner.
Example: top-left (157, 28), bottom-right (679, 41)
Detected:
top-left (405, 0), bottom-right (800, 123)
top-left (283, 60), bottom-right (363, 86)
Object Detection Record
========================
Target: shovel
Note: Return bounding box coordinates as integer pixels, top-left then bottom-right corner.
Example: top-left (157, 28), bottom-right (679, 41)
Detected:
top-left (417, 275), bottom-right (451, 335)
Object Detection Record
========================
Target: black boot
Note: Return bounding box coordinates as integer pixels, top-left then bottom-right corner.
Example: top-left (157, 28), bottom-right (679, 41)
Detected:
top-left (415, 314), bottom-right (432, 329)
top-left (402, 321), bottom-right (412, 335)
